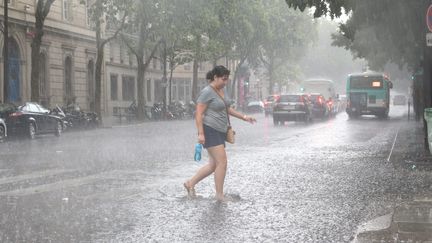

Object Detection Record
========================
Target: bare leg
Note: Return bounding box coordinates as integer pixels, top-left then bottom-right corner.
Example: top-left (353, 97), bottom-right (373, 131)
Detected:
top-left (187, 155), bottom-right (216, 188)
top-left (206, 145), bottom-right (227, 200)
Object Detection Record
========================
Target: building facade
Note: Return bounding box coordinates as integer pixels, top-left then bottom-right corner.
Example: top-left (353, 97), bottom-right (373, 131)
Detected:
top-left (0, 0), bottom-right (240, 117)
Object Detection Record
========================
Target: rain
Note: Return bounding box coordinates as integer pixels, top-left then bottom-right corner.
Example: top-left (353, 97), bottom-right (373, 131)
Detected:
top-left (0, 0), bottom-right (432, 242)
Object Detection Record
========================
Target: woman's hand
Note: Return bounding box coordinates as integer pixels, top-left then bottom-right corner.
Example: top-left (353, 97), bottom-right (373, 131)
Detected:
top-left (243, 115), bottom-right (256, 124)
top-left (198, 133), bottom-right (205, 145)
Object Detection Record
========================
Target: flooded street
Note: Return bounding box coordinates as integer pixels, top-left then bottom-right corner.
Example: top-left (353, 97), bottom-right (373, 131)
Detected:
top-left (0, 106), bottom-right (431, 242)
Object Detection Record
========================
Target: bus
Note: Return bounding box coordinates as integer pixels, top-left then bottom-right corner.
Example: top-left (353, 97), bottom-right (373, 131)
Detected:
top-left (346, 72), bottom-right (393, 118)
top-left (300, 79), bottom-right (338, 114)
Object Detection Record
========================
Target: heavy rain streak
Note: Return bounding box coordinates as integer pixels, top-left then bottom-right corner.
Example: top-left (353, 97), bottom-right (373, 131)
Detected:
top-left (1, 0), bottom-right (432, 242)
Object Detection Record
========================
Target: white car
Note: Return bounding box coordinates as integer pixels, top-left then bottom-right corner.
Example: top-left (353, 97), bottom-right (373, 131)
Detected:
top-left (0, 118), bottom-right (6, 142)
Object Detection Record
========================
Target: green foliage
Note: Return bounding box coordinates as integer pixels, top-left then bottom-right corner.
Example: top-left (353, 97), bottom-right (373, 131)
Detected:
top-left (285, 0), bottom-right (352, 19)
top-left (286, 0), bottom-right (427, 72)
top-left (260, 0), bottom-right (316, 91)
top-left (332, 0), bottom-right (426, 71)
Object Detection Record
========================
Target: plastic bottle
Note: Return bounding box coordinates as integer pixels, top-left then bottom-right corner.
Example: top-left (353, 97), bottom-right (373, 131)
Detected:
top-left (194, 143), bottom-right (202, 162)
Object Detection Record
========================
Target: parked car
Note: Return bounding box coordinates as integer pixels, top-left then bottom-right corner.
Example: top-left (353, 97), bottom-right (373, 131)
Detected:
top-left (393, 94), bottom-right (407, 106)
top-left (0, 102), bottom-right (63, 139)
top-left (0, 118), bottom-right (6, 142)
top-left (272, 94), bottom-right (312, 125)
top-left (263, 94), bottom-right (280, 116)
top-left (245, 100), bottom-right (264, 113)
top-left (307, 93), bottom-right (330, 119)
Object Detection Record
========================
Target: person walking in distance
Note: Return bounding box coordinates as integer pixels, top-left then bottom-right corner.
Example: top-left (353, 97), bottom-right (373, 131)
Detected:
top-left (184, 65), bottom-right (256, 201)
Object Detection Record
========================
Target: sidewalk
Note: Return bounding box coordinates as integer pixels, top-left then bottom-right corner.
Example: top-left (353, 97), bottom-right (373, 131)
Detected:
top-left (353, 119), bottom-right (432, 242)
top-left (100, 115), bottom-right (145, 128)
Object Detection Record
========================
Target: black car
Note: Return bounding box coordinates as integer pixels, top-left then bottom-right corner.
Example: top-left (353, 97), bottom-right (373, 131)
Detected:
top-left (272, 94), bottom-right (312, 125)
top-left (0, 102), bottom-right (63, 139)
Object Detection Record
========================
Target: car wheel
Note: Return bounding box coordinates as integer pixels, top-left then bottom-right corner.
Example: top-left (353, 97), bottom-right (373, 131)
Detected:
top-left (0, 125), bottom-right (5, 142)
top-left (54, 121), bottom-right (62, 137)
top-left (28, 123), bottom-right (36, 140)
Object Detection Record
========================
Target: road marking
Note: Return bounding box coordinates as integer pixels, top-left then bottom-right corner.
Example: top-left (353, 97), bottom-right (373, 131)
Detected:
top-left (0, 171), bottom-right (120, 196)
top-left (0, 169), bottom-right (74, 185)
top-left (387, 126), bottom-right (401, 162)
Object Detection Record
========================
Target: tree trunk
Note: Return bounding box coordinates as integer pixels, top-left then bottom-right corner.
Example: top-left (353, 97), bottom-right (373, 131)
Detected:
top-left (30, 1), bottom-right (54, 103)
top-left (30, 30), bottom-right (42, 103)
top-left (137, 58), bottom-right (145, 120)
top-left (191, 35), bottom-right (201, 101)
top-left (192, 58), bottom-right (199, 101)
top-left (94, 45), bottom-right (104, 122)
top-left (268, 60), bottom-right (274, 94)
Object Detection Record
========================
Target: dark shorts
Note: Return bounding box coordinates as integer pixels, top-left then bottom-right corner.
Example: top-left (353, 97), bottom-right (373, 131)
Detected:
top-left (203, 124), bottom-right (226, 148)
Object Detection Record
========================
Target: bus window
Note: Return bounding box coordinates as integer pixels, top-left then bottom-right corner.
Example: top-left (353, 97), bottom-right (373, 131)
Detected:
top-left (350, 76), bottom-right (383, 89)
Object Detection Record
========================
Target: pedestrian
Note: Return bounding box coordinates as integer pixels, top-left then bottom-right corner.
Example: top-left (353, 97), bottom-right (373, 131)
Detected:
top-left (183, 65), bottom-right (256, 201)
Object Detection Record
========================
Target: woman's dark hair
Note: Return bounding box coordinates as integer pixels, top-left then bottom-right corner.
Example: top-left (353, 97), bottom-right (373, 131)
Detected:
top-left (206, 65), bottom-right (230, 81)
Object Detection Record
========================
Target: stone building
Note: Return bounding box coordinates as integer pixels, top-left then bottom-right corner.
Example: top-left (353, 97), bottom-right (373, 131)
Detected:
top-left (0, 0), bottom-right (97, 109)
top-left (0, 0), bottom-right (240, 117)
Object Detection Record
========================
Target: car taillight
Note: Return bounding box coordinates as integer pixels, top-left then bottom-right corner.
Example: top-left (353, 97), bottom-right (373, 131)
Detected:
top-left (327, 100), bottom-right (333, 106)
top-left (9, 112), bottom-right (23, 117)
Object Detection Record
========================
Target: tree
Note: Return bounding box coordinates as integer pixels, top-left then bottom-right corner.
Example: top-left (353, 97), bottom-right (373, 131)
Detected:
top-left (216, 0), bottom-right (268, 98)
top-left (121, 0), bottom-right (166, 119)
top-left (260, 0), bottom-right (316, 93)
top-left (86, 0), bottom-right (131, 121)
top-left (176, 0), bottom-right (220, 101)
top-left (30, 0), bottom-right (56, 103)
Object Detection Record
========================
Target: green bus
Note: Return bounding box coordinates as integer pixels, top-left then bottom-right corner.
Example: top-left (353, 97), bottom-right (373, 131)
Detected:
top-left (346, 72), bottom-right (393, 118)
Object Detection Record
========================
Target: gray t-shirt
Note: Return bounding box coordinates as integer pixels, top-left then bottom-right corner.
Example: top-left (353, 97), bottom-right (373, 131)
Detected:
top-left (197, 85), bottom-right (231, 133)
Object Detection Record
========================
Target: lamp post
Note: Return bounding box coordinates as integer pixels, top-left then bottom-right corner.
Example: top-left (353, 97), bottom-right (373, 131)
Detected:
top-left (3, 0), bottom-right (8, 103)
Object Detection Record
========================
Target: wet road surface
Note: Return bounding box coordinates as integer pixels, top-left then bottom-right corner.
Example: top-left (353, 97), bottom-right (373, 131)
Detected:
top-left (1, 105), bottom-right (431, 242)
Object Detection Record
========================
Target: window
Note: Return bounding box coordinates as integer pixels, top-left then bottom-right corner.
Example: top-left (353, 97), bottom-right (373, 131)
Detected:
top-left (184, 63), bottom-right (191, 70)
top-left (152, 58), bottom-right (157, 70)
top-left (122, 76), bottom-right (135, 101)
top-left (109, 43), bottom-right (114, 62)
top-left (120, 44), bottom-right (124, 64)
top-left (63, 0), bottom-right (72, 21)
top-left (146, 79), bottom-right (152, 101)
top-left (350, 76), bottom-right (383, 89)
top-left (85, 0), bottom-right (91, 27)
top-left (64, 56), bottom-right (73, 101)
top-left (110, 74), bottom-right (118, 100)
top-left (39, 53), bottom-right (47, 99)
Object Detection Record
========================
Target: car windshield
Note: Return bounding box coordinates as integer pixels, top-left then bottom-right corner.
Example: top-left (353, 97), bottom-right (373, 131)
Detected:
top-left (279, 95), bottom-right (301, 102)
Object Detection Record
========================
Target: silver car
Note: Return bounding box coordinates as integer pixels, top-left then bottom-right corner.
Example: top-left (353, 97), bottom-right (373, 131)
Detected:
top-left (0, 118), bottom-right (6, 142)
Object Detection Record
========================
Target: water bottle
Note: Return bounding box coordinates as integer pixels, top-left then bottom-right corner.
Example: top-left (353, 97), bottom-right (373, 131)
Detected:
top-left (194, 143), bottom-right (202, 162)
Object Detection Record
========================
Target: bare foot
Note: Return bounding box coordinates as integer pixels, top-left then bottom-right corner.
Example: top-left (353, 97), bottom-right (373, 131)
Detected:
top-left (183, 181), bottom-right (196, 198)
top-left (215, 194), bottom-right (225, 202)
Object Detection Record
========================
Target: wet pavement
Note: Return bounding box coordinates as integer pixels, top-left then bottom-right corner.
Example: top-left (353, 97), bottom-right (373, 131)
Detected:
top-left (0, 105), bottom-right (431, 242)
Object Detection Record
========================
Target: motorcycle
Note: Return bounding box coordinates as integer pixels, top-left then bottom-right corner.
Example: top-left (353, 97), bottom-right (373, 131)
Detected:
top-left (62, 103), bottom-right (99, 129)
top-left (50, 105), bottom-right (70, 131)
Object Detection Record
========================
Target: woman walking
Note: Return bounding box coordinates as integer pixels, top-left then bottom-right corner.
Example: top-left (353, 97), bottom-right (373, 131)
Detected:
top-left (184, 65), bottom-right (256, 201)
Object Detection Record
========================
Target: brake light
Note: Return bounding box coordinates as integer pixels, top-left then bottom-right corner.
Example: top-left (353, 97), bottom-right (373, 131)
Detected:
top-left (9, 112), bottom-right (23, 117)
top-left (327, 100), bottom-right (333, 106)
